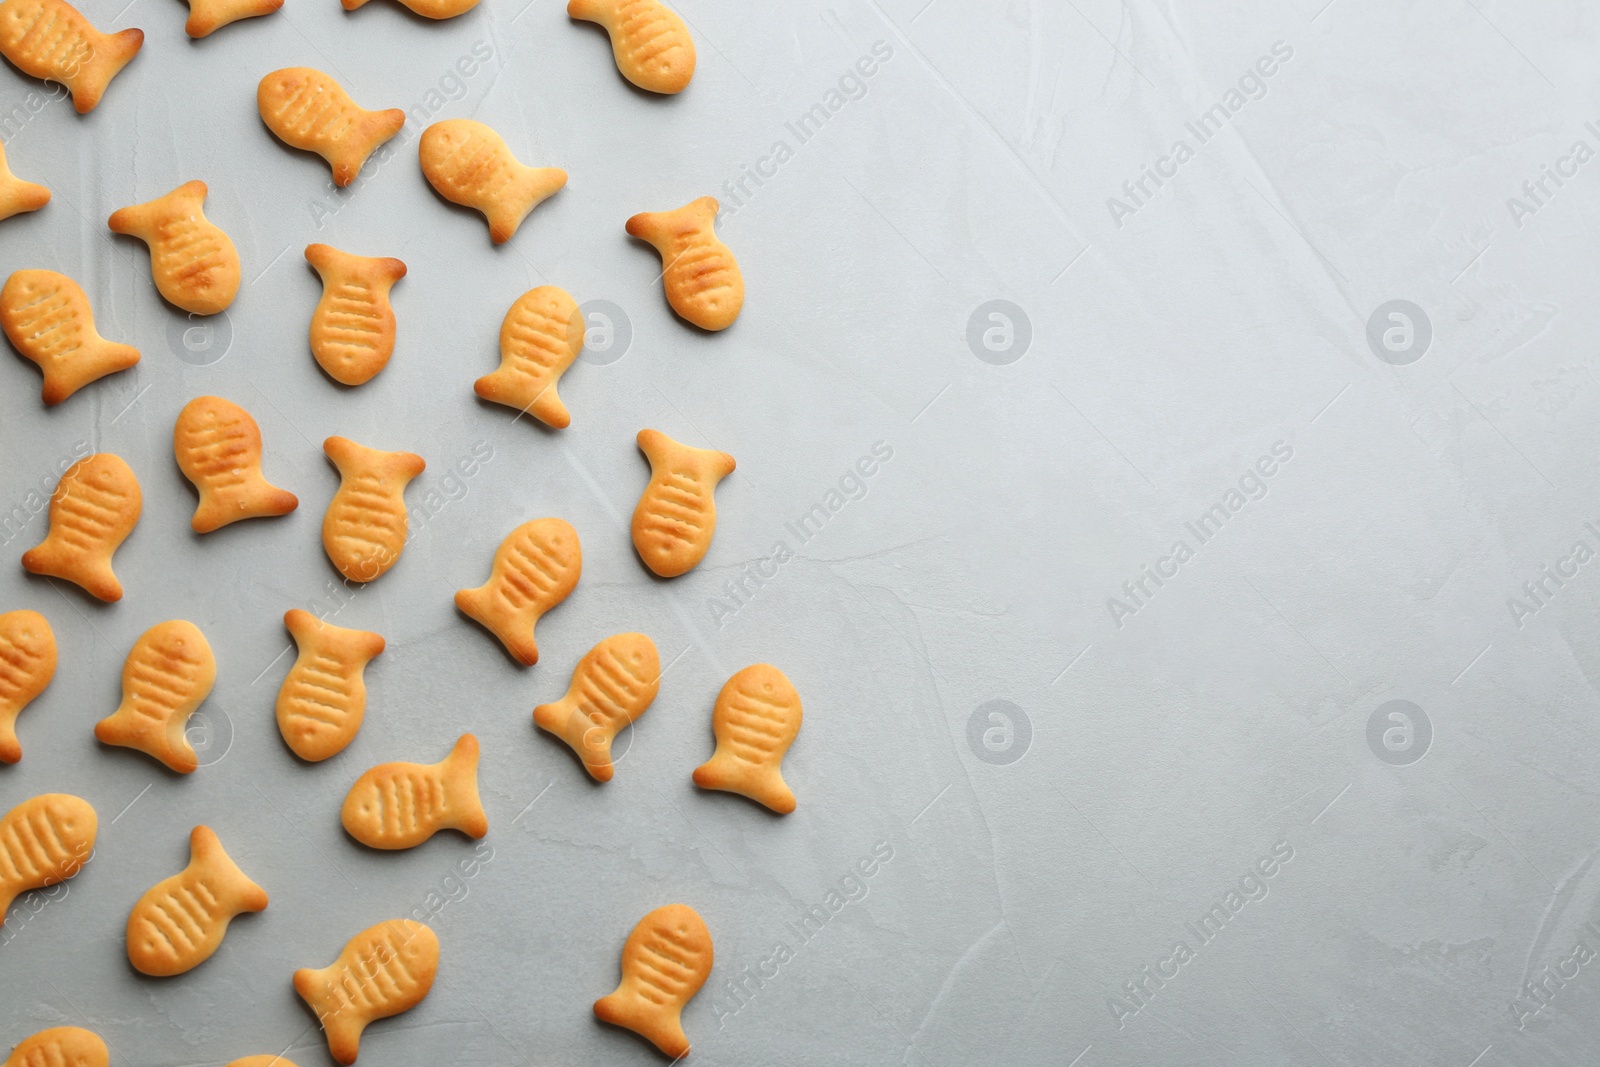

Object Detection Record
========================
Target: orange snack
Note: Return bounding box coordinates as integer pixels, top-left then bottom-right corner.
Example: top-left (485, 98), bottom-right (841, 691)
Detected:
top-left (275, 609), bottom-right (385, 762)
top-left (321, 436), bottom-right (424, 583)
top-left (419, 119), bottom-right (565, 244)
top-left (0, 609), bottom-right (56, 763)
top-left (594, 903), bottom-right (713, 1058)
top-left (533, 633), bottom-right (659, 782)
top-left (109, 181), bottom-right (240, 315)
top-left (3, 1027), bottom-right (108, 1067)
top-left (305, 244), bottom-right (406, 386)
top-left (174, 396), bottom-right (298, 532)
top-left (0, 794), bottom-right (95, 919)
top-left (0, 0), bottom-right (141, 113)
top-left (94, 620), bottom-right (216, 773)
top-left (184, 0), bottom-right (282, 36)
top-left (0, 140), bottom-right (49, 222)
top-left (626, 196), bottom-right (742, 330)
top-left (295, 919), bottom-right (439, 1064)
top-left (692, 664), bottom-right (801, 812)
top-left (126, 825), bottom-right (268, 976)
top-left (630, 429), bottom-right (733, 577)
top-left (21, 453), bottom-right (141, 602)
top-left (2, 269), bottom-right (139, 405)
top-left (473, 285), bottom-right (582, 428)
top-left (567, 0), bottom-right (694, 94)
top-left (341, 734), bottom-right (486, 849)
top-left (258, 69), bottom-right (405, 188)
top-left (454, 517), bottom-right (579, 665)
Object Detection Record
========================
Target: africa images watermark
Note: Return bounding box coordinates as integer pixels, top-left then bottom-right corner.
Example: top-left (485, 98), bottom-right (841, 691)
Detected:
top-left (0, 81), bottom-right (71, 145)
top-left (0, 440), bottom-right (91, 547)
top-left (1504, 516), bottom-right (1600, 629)
top-left (1106, 40), bottom-right (1295, 228)
top-left (706, 440), bottom-right (894, 628)
top-left (709, 839), bottom-right (895, 1030)
top-left (1510, 924), bottom-right (1600, 1030)
top-left (1108, 840), bottom-right (1295, 1028)
top-left (1504, 120), bottom-right (1600, 230)
top-left (1105, 440), bottom-right (1295, 629)
top-left (715, 40), bottom-right (895, 225)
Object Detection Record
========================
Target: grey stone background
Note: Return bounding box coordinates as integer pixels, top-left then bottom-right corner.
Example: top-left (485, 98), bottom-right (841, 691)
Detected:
top-left (2, 0), bottom-right (1599, 1064)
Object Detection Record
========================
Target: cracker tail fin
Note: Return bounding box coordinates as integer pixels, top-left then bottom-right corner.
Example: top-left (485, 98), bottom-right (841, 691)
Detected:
top-left (331, 109), bottom-right (406, 187)
top-left (688, 195), bottom-right (720, 228)
top-left (0, 176), bottom-right (50, 220)
top-left (444, 734), bottom-right (488, 838)
top-left (44, 339), bottom-right (140, 405)
top-left (70, 27), bottom-right (143, 113)
top-left (623, 208), bottom-right (667, 250)
top-left (594, 991), bottom-right (689, 1058)
top-left (534, 699), bottom-right (614, 781)
top-left (635, 427), bottom-right (671, 465)
top-left (191, 825), bottom-right (269, 912)
top-left (296, 968), bottom-right (366, 1065)
top-left (0, 715), bottom-right (20, 764)
top-left (487, 166), bottom-right (566, 244)
top-left (528, 384), bottom-right (570, 429)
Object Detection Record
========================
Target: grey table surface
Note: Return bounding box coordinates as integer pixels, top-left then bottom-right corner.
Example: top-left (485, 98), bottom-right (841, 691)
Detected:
top-left (2, 0), bottom-right (1598, 1064)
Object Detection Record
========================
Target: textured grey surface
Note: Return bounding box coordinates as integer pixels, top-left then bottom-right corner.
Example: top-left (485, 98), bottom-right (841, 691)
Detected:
top-left (2, 0), bottom-right (1599, 1065)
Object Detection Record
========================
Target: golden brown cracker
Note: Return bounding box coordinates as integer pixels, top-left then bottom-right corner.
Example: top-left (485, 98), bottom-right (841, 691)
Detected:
top-left (0, 793), bottom-right (95, 919)
top-left (321, 436), bottom-right (425, 583)
top-left (630, 428), bottom-right (733, 577)
top-left (419, 119), bottom-right (566, 244)
top-left (184, 0), bottom-right (281, 37)
top-left (341, 734), bottom-right (486, 850)
top-left (3, 1027), bottom-right (108, 1067)
top-left (306, 244), bottom-right (406, 386)
top-left (0, 609), bottom-right (56, 764)
top-left (2, 269), bottom-right (139, 405)
top-left (258, 69), bottom-right (405, 188)
top-left (0, 0), bottom-right (141, 113)
top-left (626, 196), bottom-right (742, 330)
top-left (594, 903), bottom-right (713, 1058)
top-left (0, 140), bottom-right (49, 222)
top-left (174, 395), bottom-right (298, 533)
top-left (21, 452), bottom-right (141, 602)
top-left (692, 664), bottom-right (801, 813)
top-left (294, 919), bottom-right (439, 1065)
top-left (276, 609), bottom-right (385, 762)
top-left (109, 180), bottom-right (240, 315)
top-left (533, 632), bottom-right (659, 782)
top-left (568, 0), bottom-right (694, 94)
top-left (342, 0), bottom-right (477, 17)
top-left (454, 517), bottom-right (580, 666)
top-left (474, 285), bottom-right (582, 428)
top-left (126, 825), bottom-right (268, 976)
top-left (94, 620), bottom-right (216, 773)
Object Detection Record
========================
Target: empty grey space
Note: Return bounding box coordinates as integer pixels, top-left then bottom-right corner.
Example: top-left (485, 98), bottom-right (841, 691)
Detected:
top-left (1, 0), bottom-right (1597, 1065)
